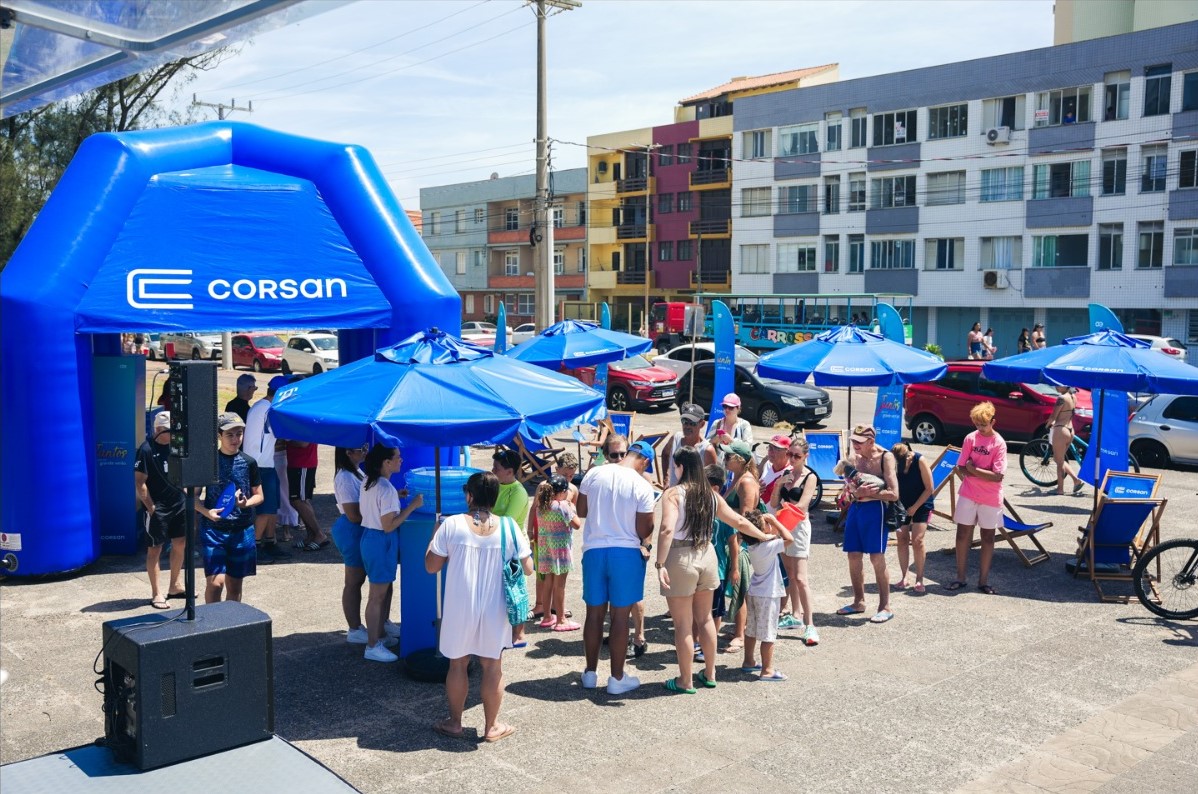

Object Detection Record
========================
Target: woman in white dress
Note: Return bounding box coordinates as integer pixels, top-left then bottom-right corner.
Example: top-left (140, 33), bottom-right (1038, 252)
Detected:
top-left (426, 471), bottom-right (532, 743)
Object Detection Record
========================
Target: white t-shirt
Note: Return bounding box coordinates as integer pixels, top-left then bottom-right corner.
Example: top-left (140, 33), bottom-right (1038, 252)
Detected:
top-left (243, 399), bottom-right (276, 469)
top-left (667, 432), bottom-right (712, 487)
top-left (334, 469), bottom-right (363, 515)
top-left (747, 537), bottom-right (786, 597)
top-left (579, 463), bottom-right (656, 551)
top-left (359, 477), bottom-right (400, 531)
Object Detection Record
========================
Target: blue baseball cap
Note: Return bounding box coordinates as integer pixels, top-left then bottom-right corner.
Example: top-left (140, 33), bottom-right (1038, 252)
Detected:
top-left (268, 375), bottom-right (292, 391)
top-left (628, 440), bottom-right (655, 459)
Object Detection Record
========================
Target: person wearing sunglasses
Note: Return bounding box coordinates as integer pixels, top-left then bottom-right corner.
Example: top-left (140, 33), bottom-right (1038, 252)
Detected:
top-left (662, 403), bottom-right (717, 487)
top-left (707, 393), bottom-right (752, 456)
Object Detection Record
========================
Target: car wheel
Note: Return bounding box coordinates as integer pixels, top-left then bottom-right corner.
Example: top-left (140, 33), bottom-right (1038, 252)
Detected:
top-left (253, 359), bottom-right (264, 372)
top-left (148, 349), bottom-right (156, 361)
top-left (757, 403), bottom-right (782, 428)
top-left (211, 350), bottom-right (221, 360)
top-left (608, 388), bottom-right (630, 412)
top-left (911, 414), bottom-right (943, 445)
top-left (312, 363), bottom-right (323, 375)
top-left (192, 347), bottom-right (202, 360)
top-left (1131, 439), bottom-right (1170, 469)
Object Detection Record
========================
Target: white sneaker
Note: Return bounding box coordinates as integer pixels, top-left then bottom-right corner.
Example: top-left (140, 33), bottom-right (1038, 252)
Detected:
top-left (346, 626), bottom-right (369, 644)
top-left (606, 673), bottom-right (641, 695)
top-left (364, 643), bottom-right (398, 663)
top-left (383, 620), bottom-right (401, 638)
top-left (581, 670), bottom-right (598, 689)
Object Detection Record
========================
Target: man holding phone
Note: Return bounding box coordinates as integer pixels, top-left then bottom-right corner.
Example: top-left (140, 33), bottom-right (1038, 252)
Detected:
top-left (196, 412), bottom-right (264, 604)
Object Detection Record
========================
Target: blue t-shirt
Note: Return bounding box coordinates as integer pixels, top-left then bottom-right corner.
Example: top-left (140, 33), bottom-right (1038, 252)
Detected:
top-left (201, 450), bottom-right (260, 531)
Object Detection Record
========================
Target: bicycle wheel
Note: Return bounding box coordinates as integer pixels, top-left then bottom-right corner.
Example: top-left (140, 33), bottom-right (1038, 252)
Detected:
top-left (1128, 452), bottom-right (1141, 474)
top-left (1020, 438), bottom-right (1057, 487)
top-left (1133, 538), bottom-right (1198, 620)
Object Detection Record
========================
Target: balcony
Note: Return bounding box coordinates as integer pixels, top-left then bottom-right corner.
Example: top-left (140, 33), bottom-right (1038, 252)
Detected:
top-left (1024, 266), bottom-right (1090, 299)
top-left (689, 218), bottom-right (730, 236)
top-left (616, 270), bottom-right (648, 285)
top-left (689, 269), bottom-right (731, 288)
top-left (616, 224), bottom-right (648, 240)
top-left (1164, 265), bottom-right (1198, 298)
top-left (551, 224), bottom-right (586, 241)
top-left (1028, 122), bottom-right (1095, 156)
top-left (490, 274), bottom-right (586, 290)
top-left (690, 168), bottom-right (730, 188)
top-left (1025, 196), bottom-right (1093, 228)
top-left (616, 176), bottom-right (648, 193)
top-left (488, 228), bottom-right (527, 245)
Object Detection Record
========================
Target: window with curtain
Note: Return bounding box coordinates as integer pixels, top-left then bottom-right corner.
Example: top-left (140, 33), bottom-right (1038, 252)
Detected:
top-left (981, 167), bottom-right (1024, 202)
top-left (981, 236), bottom-right (1022, 269)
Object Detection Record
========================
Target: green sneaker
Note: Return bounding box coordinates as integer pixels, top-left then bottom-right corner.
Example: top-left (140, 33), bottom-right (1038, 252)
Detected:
top-left (803, 625), bottom-right (820, 646)
top-left (778, 613), bottom-right (803, 630)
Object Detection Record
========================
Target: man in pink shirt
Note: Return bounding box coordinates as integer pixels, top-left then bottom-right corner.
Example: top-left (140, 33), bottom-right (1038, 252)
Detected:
top-left (947, 402), bottom-right (1006, 595)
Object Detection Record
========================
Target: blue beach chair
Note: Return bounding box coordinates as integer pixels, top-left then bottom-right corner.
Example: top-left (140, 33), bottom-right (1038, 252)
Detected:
top-left (803, 430), bottom-right (843, 507)
top-left (1099, 470), bottom-right (1161, 500)
top-left (926, 446), bottom-right (962, 530)
top-left (1073, 495), bottom-right (1165, 602)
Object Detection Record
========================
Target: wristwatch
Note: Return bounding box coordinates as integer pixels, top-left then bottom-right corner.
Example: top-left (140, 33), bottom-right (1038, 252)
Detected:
top-left (654, 561), bottom-right (665, 570)
top-left (643, 543), bottom-right (653, 552)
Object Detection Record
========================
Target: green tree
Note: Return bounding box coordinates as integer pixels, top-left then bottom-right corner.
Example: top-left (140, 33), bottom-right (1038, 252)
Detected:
top-left (1, 49), bottom-right (236, 264)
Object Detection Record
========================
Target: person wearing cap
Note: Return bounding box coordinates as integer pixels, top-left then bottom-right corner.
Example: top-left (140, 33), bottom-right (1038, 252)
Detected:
top-left (707, 393), bottom-right (752, 453)
top-left (836, 424), bottom-right (899, 624)
top-left (196, 412), bottom-right (264, 604)
top-left (135, 411), bottom-right (187, 609)
top-left (225, 374), bottom-right (258, 423)
top-left (532, 474), bottom-right (582, 632)
top-left (243, 375), bottom-right (290, 563)
top-left (577, 437), bottom-right (657, 695)
top-left (1031, 323), bottom-right (1046, 350)
top-left (663, 403), bottom-right (717, 487)
top-left (759, 434), bottom-right (794, 507)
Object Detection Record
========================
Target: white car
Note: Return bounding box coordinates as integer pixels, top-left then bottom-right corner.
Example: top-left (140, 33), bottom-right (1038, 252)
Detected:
top-left (161, 332), bottom-right (222, 360)
top-left (1127, 334), bottom-right (1188, 362)
top-left (1129, 394), bottom-right (1198, 468)
top-left (511, 323), bottom-right (538, 345)
top-left (652, 342), bottom-right (760, 380)
top-left (283, 333), bottom-right (339, 374)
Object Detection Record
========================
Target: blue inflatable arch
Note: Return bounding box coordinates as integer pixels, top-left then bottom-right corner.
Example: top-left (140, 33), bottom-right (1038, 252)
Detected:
top-left (1, 122), bottom-right (459, 576)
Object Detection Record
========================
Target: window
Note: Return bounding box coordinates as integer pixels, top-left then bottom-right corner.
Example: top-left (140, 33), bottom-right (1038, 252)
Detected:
top-left (850, 108), bottom-right (868, 148)
top-left (744, 130), bottom-right (771, 159)
top-left (1176, 228), bottom-right (1198, 266)
top-left (473, 249), bottom-right (486, 269)
top-left (1138, 221), bottom-right (1164, 268)
top-left (929, 103), bottom-right (968, 139)
top-left (1101, 148), bottom-right (1127, 195)
top-left (505, 207), bottom-right (519, 231)
top-left (777, 243), bottom-right (817, 272)
top-left (823, 176), bottom-right (840, 214)
top-left (980, 236), bottom-right (1022, 269)
top-left (1144, 64), bottom-right (1172, 116)
top-left (474, 208), bottom-right (485, 224)
top-left (1185, 72), bottom-right (1198, 112)
top-left (455, 251), bottom-right (466, 275)
top-left (1104, 71), bottom-right (1130, 120)
top-left (553, 248), bottom-right (565, 274)
top-left (825, 111), bottom-right (842, 152)
top-left (780, 185), bottom-right (817, 214)
top-left (517, 294), bottom-right (534, 315)
top-left (455, 209), bottom-right (465, 233)
top-left (676, 240), bottom-right (692, 261)
top-left (848, 234), bottom-right (865, 272)
top-left (484, 294), bottom-right (494, 314)
top-left (982, 95), bottom-right (1025, 130)
top-left (1035, 86), bottom-right (1091, 126)
top-left (676, 192), bottom-right (693, 212)
top-left (1032, 160), bottom-right (1090, 199)
top-left (658, 145), bottom-right (674, 167)
top-left (1181, 150), bottom-right (1197, 189)
top-left (675, 143), bottom-right (692, 164)
top-left (578, 248), bottom-right (587, 272)
top-left (658, 241), bottom-right (673, 262)
top-left (848, 173), bottom-right (866, 211)
top-left (925, 238), bottom-right (964, 270)
top-left (552, 207), bottom-right (564, 227)
top-left (980, 167), bottom-right (1024, 201)
top-left (504, 250), bottom-right (520, 276)
top-left (823, 235), bottom-right (840, 273)
top-left (926, 171), bottom-right (966, 206)
top-left (658, 193), bottom-right (673, 214)
top-left (742, 187), bottom-right (771, 217)
top-left (429, 211), bottom-right (440, 235)
top-left (740, 244), bottom-right (770, 274)
top-left (872, 110), bottom-right (917, 146)
top-left (1141, 146), bottom-right (1167, 192)
top-left (870, 239), bottom-right (915, 269)
top-left (870, 174), bottom-right (917, 208)
top-left (779, 123), bottom-right (819, 156)
top-left (1098, 224), bottom-right (1123, 270)
top-left (577, 201), bottom-right (587, 226)
top-left (465, 294), bottom-right (475, 314)
top-left (1033, 234), bottom-right (1088, 267)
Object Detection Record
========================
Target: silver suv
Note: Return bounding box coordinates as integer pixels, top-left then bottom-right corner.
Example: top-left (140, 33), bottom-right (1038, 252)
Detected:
top-left (161, 332), bottom-right (223, 360)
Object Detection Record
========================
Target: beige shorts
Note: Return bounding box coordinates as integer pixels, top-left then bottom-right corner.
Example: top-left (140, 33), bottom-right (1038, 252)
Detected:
top-left (661, 542), bottom-right (719, 598)
top-left (783, 518), bottom-right (812, 558)
top-left (953, 494), bottom-right (1002, 530)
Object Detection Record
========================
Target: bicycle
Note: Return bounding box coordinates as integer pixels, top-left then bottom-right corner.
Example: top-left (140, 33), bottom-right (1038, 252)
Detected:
top-left (1019, 432), bottom-right (1139, 488)
top-left (1133, 537), bottom-right (1198, 620)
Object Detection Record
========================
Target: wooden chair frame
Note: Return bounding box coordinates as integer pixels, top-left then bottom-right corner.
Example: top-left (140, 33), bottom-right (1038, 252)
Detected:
top-left (926, 446), bottom-right (961, 531)
top-left (1074, 495), bottom-right (1165, 603)
top-left (509, 434), bottom-right (563, 484)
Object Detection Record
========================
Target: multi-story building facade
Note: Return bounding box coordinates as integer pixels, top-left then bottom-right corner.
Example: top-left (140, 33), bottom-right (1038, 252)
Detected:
top-left (420, 169), bottom-right (587, 325)
top-left (1054, 0), bottom-right (1198, 45)
top-left (731, 21), bottom-right (1198, 355)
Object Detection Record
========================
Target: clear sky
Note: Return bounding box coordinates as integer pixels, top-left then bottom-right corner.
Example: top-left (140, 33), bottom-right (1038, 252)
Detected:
top-left (180, 0), bottom-right (1056, 210)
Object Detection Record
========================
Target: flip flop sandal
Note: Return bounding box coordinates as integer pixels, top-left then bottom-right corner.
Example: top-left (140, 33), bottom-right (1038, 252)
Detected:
top-left (484, 724), bottom-right (516, 743)
top-left (836, 604), bottom-right (866, 615)
top-left (552, 621), bottom-right (581, 632)
top-left (740, 665), bottom-right (762, 673)
top-left (432, 721), bottom-right (465, 740)
top-left (944, 580), bottom-right (968, 591)
top-left (696, 671), bottom-right (717, 689)
top-left (150, 597), bottom-right (170, 610)
top-left (664, 678), bottom-right (697, 694)
top-left (912, 583), bottom-right (926, 594)
top-left (869, 610), bottom-right (895, 624)
top-left (760, 671), bottom-right (788, 682)
top-left (166, 591), bottom-right (189, 600)
top-left (302, 541), bottom-right (321, 552)
top-left (978, 584), bottom-right (997, 595)
top-left (722, 640), bottom-right (744, 654)
top-left (538, 618), bottom-right (557, 629)
top-left (317, 539), bottom-right (331, 549)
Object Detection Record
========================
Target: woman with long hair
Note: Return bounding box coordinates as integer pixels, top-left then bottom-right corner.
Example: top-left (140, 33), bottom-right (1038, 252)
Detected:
top-left (1048, 386), bottom-right (1085, 495)
top-left (332, 446), bottom-right (372, 644)
top-left (532, 475), bottom-right (581, 632)
top-left (891, 442), bottom-right (935, 594)
top-left (426, 472), bottom-right (532, 742)
top-left (768, 437), bottom-right (819, 645)
top-left (967, 322), bottom-right (985, 360)
top-left (655, 446), bottom-right (767, 693)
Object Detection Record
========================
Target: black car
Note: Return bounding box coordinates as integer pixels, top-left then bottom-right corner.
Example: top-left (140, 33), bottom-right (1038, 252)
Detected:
top-left (676, 362), bottom-right (832, 428)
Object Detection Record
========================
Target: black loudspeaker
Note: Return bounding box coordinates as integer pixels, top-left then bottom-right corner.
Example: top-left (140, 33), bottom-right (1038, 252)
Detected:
top-left (168, 360), bottom-right (219, 488)
top-left (102, 601), bottom-right (274, 770)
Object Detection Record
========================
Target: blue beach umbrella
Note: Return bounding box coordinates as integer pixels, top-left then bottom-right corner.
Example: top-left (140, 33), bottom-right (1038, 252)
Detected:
top-left (505, 318), bottom-right (652, 370)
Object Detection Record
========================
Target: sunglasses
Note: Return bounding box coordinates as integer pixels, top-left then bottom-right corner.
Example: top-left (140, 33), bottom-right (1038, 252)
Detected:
top-left (607, 451), bottom-right (626, 460)
top-left (850, 440), bottom-right (864, 447)
top-left (722, 404), bottom-right (737, 410)
top-left (788, 451), bottom-right (806, 458)
top-left (681, 419), bottom-right (699, 427)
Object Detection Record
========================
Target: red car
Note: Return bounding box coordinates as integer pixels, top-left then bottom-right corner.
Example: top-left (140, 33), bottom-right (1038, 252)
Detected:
top-left (904, 360), bottom-right (1092, 445)
top-left (231, 333), bottom-right (286, 372)
top-left (571, 354), bottom-right (679, 412)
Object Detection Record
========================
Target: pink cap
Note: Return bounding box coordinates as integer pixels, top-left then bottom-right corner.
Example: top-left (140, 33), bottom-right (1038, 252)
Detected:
top-left (721, 393), bottom-right (741, 408)
top-left (769, 434), bottom-right (792, 449)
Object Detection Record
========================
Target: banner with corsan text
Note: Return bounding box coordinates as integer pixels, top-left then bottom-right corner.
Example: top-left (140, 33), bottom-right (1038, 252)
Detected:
top-left (1080, 390), bottom-right (1129, 487)
top-left (708, 300), bottom-right (735, 434)
top-left (872, 303), bottom-right (907, 449)
top-left (594, 302), bottom-right (611, 395)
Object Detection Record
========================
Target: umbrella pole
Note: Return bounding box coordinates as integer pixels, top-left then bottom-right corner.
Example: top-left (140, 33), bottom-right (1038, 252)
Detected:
top-left (846, 386), bottom-right (853, 456)
top-left (1092, 389), bottom-right (1103, 513)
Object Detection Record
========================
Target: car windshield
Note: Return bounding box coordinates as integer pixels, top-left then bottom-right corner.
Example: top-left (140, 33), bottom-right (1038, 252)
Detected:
top-left (612, 355), bottom-right (651, 371)
top-left (475, 323), bottom-right (496, 332)
top-left (735, 348), bottom-right (759, 364)
top-left (310, 337), bottom-right (337, 351)
top-left (251, 335), bottom-right (284, 348)
top-left (1025, 383), bottom-right (1061, 397)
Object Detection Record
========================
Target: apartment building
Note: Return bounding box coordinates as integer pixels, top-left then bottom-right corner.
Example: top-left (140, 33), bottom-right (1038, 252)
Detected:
top-left (420, 169), bottom-right (587, 325)
top-left (730, 21), bottom-right (1198, 354)
top-left (1054, 0), bottom-right (1198, 45)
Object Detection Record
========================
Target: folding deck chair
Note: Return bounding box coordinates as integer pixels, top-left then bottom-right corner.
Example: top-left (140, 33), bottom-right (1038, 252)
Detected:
top-left (1099, 470), bottom-right (1161, 500)
top-left (802, 430), bottom-right (843, 508)
top-left (1073, 495), bottom-right (1166, 602)
top-left (926, 446), bottom-right (961, 531)
top-left (510, 431), bottom-right (564, 484)
top-left (634, 431), bottom-right (671, 490)
top-left (990, 499), bottom-right (1054, 567)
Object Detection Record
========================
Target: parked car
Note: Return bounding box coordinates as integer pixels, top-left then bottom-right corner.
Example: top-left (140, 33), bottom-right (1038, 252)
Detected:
top-left (652, 342), bottom-right (760, 380)
top-left (904, 360), bottom-right (1092, 445)
top-left (283, 332), bottom-right (339, 374)
top-left (1127, 334), bottom-right (1188, 362)
top-left (1129, 394), bottom-right (1198, 468)
top-left (460, 321), bottom-right (514, 346)
top-left (144, 332), bottom-right (163, 361)
top-left (676, 362), bottom-right (832, 428)
top-left (161, 332), bottom-right (222, 361)
top-left (572, 354), bottom-right (679, 412)
top-left (231, 333), bottom-right (285, 372)
top-left (511, 322), bottom-right (538, 345)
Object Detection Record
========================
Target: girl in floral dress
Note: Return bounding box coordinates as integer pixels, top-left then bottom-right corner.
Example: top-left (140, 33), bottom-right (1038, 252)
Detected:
top-left (534, 475), bottom-right (581, 631)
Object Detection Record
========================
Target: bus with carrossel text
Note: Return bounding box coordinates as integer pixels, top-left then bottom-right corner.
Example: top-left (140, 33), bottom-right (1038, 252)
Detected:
top-left (649, 293), bottom-right (915, 353)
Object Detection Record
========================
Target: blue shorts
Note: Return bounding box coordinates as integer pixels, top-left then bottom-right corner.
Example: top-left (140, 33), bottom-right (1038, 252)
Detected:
top-left (844, 500), bottom-right (888, 555)
top-left (360, 528), bottom-right (398, 584)
top-left (331, 514), bottom-right (364, 569)
top-left (581, 547), bottom-right (645, 608)
top-left (258, 468), bottom-right (279, 516)
top-left (203, 525), bottom-right (257, 579)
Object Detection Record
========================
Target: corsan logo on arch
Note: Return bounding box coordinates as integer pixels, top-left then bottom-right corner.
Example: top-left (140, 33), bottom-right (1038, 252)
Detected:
top-left (126, 268), bottom-right (349, 310)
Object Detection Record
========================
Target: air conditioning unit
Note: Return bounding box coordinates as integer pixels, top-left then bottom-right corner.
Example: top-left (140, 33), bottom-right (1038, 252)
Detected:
top-left (983, 269), bottom-right (1007, 289)
top-left (985, 126), bottom-right (1011, 145)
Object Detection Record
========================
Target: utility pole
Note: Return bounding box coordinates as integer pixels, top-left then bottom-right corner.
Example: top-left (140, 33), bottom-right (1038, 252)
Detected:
top-left (641, 142), bottom-right (659, 336)
top-left (532, 0), bottom-right (580, 332)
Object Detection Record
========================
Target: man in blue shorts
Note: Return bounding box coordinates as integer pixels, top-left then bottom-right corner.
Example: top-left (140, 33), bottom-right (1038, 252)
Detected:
top-left (196, 413), bottom-right (264, 604)
top-left (836, 425), bottom-right (900, 624)
top-left (577, 438), bottom-right (656, 695)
